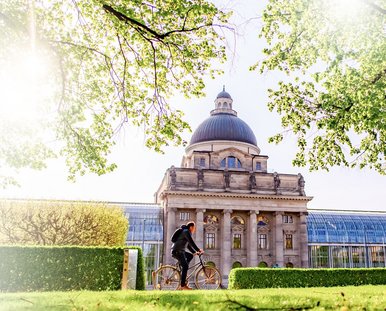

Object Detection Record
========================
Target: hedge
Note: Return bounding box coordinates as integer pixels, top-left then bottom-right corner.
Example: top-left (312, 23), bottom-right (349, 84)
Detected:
top-left (228, 268), bottom-right (386, 289)
top-left (0, 246), bottom-right (145, 292)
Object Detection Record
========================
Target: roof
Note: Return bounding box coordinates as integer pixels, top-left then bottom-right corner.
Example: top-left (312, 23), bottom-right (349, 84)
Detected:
top-left (189, 113), bottom-right (257, 146)
top-left (307, 211), bottom-right (386, 244)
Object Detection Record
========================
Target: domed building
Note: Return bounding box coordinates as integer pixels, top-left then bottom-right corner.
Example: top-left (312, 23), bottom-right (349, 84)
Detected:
top-left (156, 89), bottom-right (312, 278)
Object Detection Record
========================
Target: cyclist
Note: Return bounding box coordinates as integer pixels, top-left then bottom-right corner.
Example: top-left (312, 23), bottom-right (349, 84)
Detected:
top-left (171, 221), bottom-right (204, 290)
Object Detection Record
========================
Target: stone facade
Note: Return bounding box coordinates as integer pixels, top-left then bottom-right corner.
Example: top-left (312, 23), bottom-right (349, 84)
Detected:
top-left (156, 90), bottom-right (312, 277)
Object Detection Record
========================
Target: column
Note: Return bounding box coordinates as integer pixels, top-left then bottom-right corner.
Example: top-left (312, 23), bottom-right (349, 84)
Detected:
top-left (195, 208), bottom-right (206, 249)
top-left (299, 212), bottom-right (309, 267)
top-left (275, 211), bottom-right (284, 267)
top-left (248, 210), bottom-right (258, 266)
top-left (165, 207), bottom-right (176, 265)
top-left (221, 209), bottom-right (232, 277)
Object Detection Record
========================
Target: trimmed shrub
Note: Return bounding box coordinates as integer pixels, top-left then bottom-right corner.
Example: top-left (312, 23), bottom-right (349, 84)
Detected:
top-left (0, 246), bottom-right (145, 292)
top-left (228, 268), bottom-right (386, 289)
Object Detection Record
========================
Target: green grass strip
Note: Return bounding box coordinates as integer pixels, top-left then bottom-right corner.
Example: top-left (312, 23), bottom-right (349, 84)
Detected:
top-left (1, 285), bottom-right (386, 310)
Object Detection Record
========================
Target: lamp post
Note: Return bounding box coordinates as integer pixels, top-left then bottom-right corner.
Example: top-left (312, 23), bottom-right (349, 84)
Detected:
top-left (142, 219), bottom-right (146, 253)
top-left (364, 226), bottom-right (369, 268)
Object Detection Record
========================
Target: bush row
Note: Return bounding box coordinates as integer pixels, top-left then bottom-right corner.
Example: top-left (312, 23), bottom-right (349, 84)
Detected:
top-left (228, 268), bottom-right (386, 289)
top-left (0, 246), bottom-right (145, 292)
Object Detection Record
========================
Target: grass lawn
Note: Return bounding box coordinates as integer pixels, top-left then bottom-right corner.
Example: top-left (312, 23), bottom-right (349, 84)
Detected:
top-left (1, 285), bottom-right (386, 310)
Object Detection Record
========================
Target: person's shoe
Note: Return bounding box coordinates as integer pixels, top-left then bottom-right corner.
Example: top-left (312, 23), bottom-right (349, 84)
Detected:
top-left (180, 285), bottom-right (193, 290)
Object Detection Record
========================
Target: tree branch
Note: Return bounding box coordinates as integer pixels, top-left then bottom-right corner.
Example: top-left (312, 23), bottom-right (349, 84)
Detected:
top-left (359, 0), bottom-right (386, 14)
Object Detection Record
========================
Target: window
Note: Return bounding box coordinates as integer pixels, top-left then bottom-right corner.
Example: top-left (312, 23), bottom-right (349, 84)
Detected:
top-left (206, 233), bottom-right (215, 249)
top-left (233, 234), bottom-right (241, 249)
top-left (285, 234), bottom-right (293, 249)
top-left (255, 162), bottom-right (261, 170)
top-left (220, 156), bottom-right (242, 169)
top-left (283, 215), bottom-right (293, 223)
top-left (199, 158), bottom-right (205, 167)
top-left (179, 212), bottom-right (190, 221)
top-left (259, 234), bottom-right (267, 249)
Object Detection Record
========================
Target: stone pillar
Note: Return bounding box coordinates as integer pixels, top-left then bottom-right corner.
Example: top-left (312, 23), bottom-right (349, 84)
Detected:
top-left (221, 209), bottom-right (232, 277)
top-left (248, 210), bottom-right (258, 267)
top-left (195, 209), bottom-right (206, 249)
top-left (165, 207), bottom-right (176, 265)
top-left (275, 211), bottom-right (284, 267)
top-left (299, 212), bottom-right (309, 267)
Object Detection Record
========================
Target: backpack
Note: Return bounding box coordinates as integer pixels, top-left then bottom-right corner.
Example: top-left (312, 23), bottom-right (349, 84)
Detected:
top-left (171, 225), bottom-right (187, 243)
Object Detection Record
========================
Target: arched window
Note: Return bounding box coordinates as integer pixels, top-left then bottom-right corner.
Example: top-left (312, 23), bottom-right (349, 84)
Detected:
top-left (220, 156), bottom-right (242, 169)
top-left (231, 216), bottom-right (245, 225)
top-left (257, 215), bottom-right (269, 226)
top-left (258, 261), bottom-right (268, 268)
top-left (232, 261), bottom-right (242, 269)
top-left (286, 262), bottom-right (294, 268)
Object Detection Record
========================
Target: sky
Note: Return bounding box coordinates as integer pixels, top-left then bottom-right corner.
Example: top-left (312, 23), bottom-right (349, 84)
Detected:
top-left (1, 0), bottom-right (385, 212)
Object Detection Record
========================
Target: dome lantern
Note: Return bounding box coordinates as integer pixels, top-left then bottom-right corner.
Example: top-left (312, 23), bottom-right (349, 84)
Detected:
top-left (212, 86), bottom-right (236, 116)
top-left (188, 88), bottom-right (258, 147)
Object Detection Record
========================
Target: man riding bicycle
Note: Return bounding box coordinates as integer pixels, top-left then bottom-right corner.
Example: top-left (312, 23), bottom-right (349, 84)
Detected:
top-left (171, 221), bottom-right (204, 290)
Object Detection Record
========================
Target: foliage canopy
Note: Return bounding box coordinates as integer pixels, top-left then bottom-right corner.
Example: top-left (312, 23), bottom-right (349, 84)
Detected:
top-left (0, 0), bottom-right (229, 180)
top-left (256, 0), bottom-right (385, 174)
top-left (0, 200), bottom-right (128, 246)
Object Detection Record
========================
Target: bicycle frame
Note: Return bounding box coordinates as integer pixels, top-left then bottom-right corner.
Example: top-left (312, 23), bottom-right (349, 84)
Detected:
top-left (175, 254), bottom-right (206, 281)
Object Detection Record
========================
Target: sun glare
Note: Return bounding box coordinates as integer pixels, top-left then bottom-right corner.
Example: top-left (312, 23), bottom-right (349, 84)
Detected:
top-left (328, 0), bottom-right (364, 21)
top-left (0, 49), bottom-right (55, 126)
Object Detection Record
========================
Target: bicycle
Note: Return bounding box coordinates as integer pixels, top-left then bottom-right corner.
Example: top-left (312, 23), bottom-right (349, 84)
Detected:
top-left (152, 253), bottom-right (222, 290)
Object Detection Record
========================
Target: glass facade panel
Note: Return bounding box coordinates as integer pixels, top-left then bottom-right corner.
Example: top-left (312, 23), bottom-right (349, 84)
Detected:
top-left (309, 245), bottom-right (329, 268)
top-left (370, 246), bottom-right (385, 267)
top-left (331, 246), bottom-right (349, 268)
top-left (352, 246), bottom-right (366, 268)
top-left (307, 212), bottom-right (386, 244)
top-left (122, 204), bottom-right (163, 285)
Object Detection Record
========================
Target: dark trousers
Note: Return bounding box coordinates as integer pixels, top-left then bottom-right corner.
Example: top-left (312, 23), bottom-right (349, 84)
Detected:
top-left (172, 251), bottom-right (193, 286)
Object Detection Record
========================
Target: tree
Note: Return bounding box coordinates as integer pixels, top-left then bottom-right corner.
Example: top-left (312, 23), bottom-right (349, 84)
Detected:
top-left (0, 0), bottom-right (230, 181)
top-left (256, 0), bottom-right (385, 174)
top-left (0, 200), bottom-right (128, 246)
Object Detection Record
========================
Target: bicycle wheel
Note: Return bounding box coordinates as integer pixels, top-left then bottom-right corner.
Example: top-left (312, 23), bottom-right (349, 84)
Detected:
top-left (194, 265), bottom-right (221, 290)
top-left (153, 265), bottom-right (180, 290)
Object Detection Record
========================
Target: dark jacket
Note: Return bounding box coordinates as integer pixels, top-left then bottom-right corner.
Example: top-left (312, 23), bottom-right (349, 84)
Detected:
top-left (171, 228), bottom-right (200, 254)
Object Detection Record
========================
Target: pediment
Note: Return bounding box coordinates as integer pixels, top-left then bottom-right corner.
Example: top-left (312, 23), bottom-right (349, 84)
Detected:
top-left (231, 224), bottom-right (245, 232)
top-left (204, 224), bottom-right (218, 232)
top-left (257, 227), bottom-right (269, 233)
